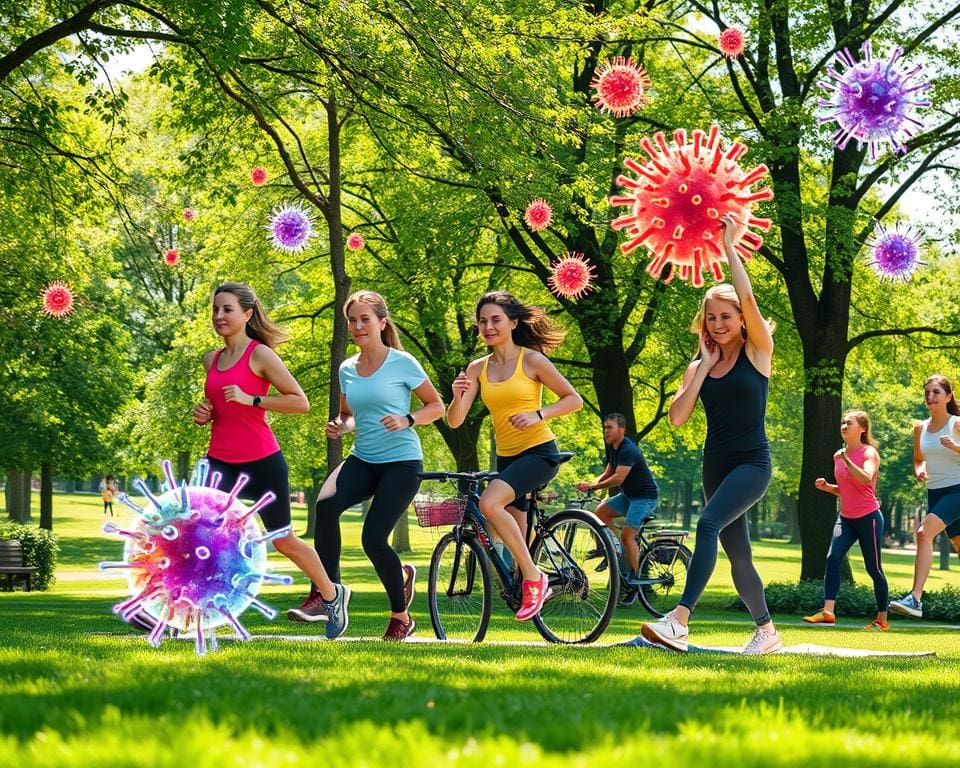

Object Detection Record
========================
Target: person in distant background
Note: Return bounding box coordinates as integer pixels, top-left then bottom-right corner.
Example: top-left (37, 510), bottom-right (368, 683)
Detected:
top-left (99, 475), bottom-right (119, 517)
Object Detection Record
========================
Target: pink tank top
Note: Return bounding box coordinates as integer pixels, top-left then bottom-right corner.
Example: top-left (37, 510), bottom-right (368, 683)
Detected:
top-left (834, 445), bottom-right (880, 519)
top-left (204, 341), bottom-right (279, 463)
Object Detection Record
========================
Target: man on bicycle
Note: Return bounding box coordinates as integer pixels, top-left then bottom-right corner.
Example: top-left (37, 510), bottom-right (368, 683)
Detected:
top-left (576, 413), bottom-right (659, 605)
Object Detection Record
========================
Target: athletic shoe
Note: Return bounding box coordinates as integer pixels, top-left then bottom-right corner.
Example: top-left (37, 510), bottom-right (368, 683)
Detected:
top-left (618, 586), bottom-right (639, 608)
top-left (863, 618), bottom-right (890, 632)
top-left (323, 583), bottom-right (351, 639)
top-left (802, 609), bottom-right (835, 625)
top-left (286, 587), bottom-right (328, 623)
top-left (889, 593), bottom-right (922, 618)
top-left (383, 616), bottom-right (416, 641)
top-left (516, 571), bottom-right (553, 621)
top-left (402, 563), bottom-right (417, 611)
top-left (640, 612), bottom-right (689, 652)
top-left (742, 626), bottom-right (783, 655)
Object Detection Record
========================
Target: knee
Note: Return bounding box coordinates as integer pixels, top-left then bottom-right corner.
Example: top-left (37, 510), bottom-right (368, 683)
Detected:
top-left (916, 526), bottom-right (937, 545)
top-left (315, 495), bottom-right (339, 522)
top-left (695, 515), bottom-right (719, 539)
top-left (271, 531), bottom-right (296, 556)
top-left (479, 495), bottom-right (500, 518)
top-left (621, 526), bottom-right (638, 545)
top-left (361, 528), bottom-right (389, 557)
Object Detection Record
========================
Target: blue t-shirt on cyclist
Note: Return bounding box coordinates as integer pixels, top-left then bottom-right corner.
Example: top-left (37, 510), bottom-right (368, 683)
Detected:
top-left (605, 437), bottom-right (658, 500)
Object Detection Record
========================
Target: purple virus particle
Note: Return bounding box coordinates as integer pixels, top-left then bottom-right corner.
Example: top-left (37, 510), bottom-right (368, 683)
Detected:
top-left (267, 202), bottom-right (315, 253)
top-left (818, 41), bottom-right (931, 161)
top-left (867, 221), bottom-right (924, 281)
top-left (101, 458), bottom-right (293, 655)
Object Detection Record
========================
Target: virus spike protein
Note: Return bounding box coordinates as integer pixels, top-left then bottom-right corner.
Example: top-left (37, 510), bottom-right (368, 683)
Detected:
top-left (609, 126), bottom-right (773, 286)
top-left (101, 460), bottom-right (290, 654)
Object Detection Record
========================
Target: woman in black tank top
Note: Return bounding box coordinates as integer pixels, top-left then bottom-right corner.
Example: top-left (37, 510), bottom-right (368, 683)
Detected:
top-left (640, 214), bottom-right (782, 655)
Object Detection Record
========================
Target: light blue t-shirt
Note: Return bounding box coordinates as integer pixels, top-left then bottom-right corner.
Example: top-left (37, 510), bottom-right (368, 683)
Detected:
top-left (339, 348), bottom-right (428, 463)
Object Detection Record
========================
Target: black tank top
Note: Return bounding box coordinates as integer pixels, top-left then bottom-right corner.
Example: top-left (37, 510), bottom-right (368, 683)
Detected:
top-left (699, 348), bottom-right (769, 459)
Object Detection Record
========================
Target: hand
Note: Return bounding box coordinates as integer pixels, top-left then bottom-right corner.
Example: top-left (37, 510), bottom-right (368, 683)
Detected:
top-left (193, 400), bottom-right (213, 426)
top-left (698, 332), bottom-right (720, 371)
top-left (222, 385), bottom-right (252, 405)
top-left (380, 413), bottom-right (411, 432)
top-left (814, 477), bottom-right (828, 491)
top-left (451, 370), bottom-right (471, 399)
top-left (916, 467), bottom-right (928, 482)
top-left (575, 482), bottom-right (593, 493)
top-left (325, 418), bottom-right (343, 440)
top-left (509, 411), bottom-right (541, 430)
top-left (721, 213), bottom-right (740, 250)
top-left (940, 435), bottom-right (958, 452)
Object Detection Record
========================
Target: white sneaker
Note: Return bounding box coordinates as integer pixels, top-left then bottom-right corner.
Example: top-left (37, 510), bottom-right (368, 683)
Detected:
top-left (640, 612), bottom-right (689, 652)
top-left (742, 626), bottom-right (783, 655)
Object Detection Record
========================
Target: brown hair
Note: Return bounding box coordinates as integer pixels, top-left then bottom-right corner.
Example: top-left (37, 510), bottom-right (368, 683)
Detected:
top-left (474, 291), bottom-right (565, 354)
top-left (689, 283), bottom-right (776, 340)
top-left (925, 374), bottom-right (959, 416)
top-left (843, 410), bottom-right (878, 448)
top-left (344, 290), bottom-right (403, 350)
top-left (213, 282), bottom-right (290, 348)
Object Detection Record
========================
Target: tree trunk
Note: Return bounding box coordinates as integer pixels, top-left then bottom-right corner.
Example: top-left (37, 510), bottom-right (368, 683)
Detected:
top-left (39, 463), bottom-right (53, 531)
top-left (392, 509), bottom-right (411, 553)
top-left (681, 478), bottom-right (693, 530)
top-left (304, 466), bottom-right (325, 538)
top-left (749, 503), bottom-right (760, 542)
top-left (940, 531), bottom-right (951, 571)
top-left (177, 450), bottom-right (190, 482)
top-left (6, 469), bottom-right (32, 522)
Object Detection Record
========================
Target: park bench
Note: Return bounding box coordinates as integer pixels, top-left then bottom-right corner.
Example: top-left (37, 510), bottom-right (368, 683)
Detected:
top-left (0, 539), bottom-right (36, 591)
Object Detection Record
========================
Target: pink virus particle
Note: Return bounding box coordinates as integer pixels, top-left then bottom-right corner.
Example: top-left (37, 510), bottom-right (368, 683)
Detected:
top-left (182, 207), bottom-right (197, 222)
top-left (41, 281), bottom-right (75, 318)
top-left (267, 202), bottom-right (315, 253)
top-left (866, 221), bottom-right (924, 281)
top-left (101, 458), bottom-right (293, 655)
top-left (346, 232), bottom-right (365, 251)
top-left (250, 166), bottom-right (268, 186)
top-left (718, 26), bottom-right (746, 58)
top-left (163, 248), bottom-right (181, 266)
top-left (524, 198), bottom-right (553, 232)
top-left (609, 126), bottom-right (773, 287)
top-left (818, 41), bottom-right (931, 161)
top-left (549, 252), bottom-right (596, 300)
top-left (590, 57), bottom-right (652, 118)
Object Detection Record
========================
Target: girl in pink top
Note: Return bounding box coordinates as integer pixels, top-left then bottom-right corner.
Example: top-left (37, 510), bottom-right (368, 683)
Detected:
top-left (804, 410), bottom-right (888, 630)
top-left (192, 283), bottom-right (349, 639)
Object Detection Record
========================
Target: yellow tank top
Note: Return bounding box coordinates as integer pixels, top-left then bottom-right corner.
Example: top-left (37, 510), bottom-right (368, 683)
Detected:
top-left (479, 348), bottom-right (555, 457)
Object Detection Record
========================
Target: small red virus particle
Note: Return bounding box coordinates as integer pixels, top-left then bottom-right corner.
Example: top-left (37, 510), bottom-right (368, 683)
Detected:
top-left (250, 167), bottom-right (268, 186)
top-left (41, 281), bottom-right (75, 318)
top-left (183, 208), bottom-right (197, 222)
top-left (609, 126), bottom-right (773, 287)
top-left (346, 232), bottom-right (365, 251)
top-left (590, 57), bottom-right (652, 118)
top-left (524, 199), bottom-right (553, 232)
top-left (718, 27), bottom-right (746, 58)
top-left (164, 248), bottom-right (181, 266)
top-left (549, 252), bottom-right (596, 300)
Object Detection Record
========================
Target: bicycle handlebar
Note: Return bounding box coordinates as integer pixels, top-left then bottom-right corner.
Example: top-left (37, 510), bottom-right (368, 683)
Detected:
top-left (419, 469), bottom-right (499, 483)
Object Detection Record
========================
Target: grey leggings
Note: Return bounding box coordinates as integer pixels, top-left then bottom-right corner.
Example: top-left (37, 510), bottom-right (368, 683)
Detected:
top-left (679, 457), bottom-right (772, 625)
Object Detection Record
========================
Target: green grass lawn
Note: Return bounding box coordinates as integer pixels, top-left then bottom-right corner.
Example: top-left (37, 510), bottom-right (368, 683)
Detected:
top-left (2, 492), bottom-right (960, 766)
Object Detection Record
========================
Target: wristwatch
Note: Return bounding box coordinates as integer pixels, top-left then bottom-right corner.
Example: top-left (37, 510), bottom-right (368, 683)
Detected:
top-left (252, 396), bottom-right (262, 408)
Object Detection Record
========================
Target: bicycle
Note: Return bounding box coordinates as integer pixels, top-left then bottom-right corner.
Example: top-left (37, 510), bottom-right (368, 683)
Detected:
top-left (416, 453), bottom-right (620, 644)
top-left (565, 495), bottom-right (691, 618)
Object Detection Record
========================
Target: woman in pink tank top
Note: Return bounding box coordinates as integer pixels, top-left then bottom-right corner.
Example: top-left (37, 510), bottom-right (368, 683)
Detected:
top-left (803, 410), bottom-right (888, 630)
top-left (192, 282), bottom-right (350, 640)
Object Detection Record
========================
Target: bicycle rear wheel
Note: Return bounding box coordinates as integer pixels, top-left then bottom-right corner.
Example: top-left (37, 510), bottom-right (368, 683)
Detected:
top-left (637, 541), bottom-right (691, 618)
top-left (529, 509), bottom-right (619, 644)
top-left (428, 530), bottom-right (492, 642)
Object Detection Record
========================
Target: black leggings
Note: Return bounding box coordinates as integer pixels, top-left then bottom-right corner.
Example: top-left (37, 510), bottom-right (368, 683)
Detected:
top-left (314, 456), bottom-right (421, 612)
top-left (823, 511), bottom-right (888, 613)
top-left (679, 456), bottom-right (772, 625)
top-left (206, 451), bottom-right (291, 532)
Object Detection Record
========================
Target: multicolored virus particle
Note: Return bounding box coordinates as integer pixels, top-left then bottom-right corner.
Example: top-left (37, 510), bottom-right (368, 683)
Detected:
top-left (183, 207), bottom-right (197, 222)
top-left (590, 57), bottom-right (652, 118)
top-left (549, 252), bottom-right (596, 300)
top-left (267, 202), bottom-right (315, 253)
top-left (41, 281), bottom-right (75, 318)
top-left (250, 166), bottom-right (268, 186)
top-left (524, 198), bottom-right (553, 232)
top-left (866, 221), bottom-right (924, 281)
top-left (817, 41), bottom-right (931, 161)
top-left (163, 248), bottom-right (181, 266)
top-left (101, 459), bottom-right (293, 655)
top-left (346, 232), bottom-right (365, 251)
top-left (718, 26), bottom-right (746, 58)
top-left (609, 126), bottom-right (773, 286)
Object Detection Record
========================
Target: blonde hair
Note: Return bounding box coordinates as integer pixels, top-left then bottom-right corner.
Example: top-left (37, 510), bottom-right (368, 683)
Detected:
top-left (689, 283), bottom-right (776, 340)
top-left (214, 282), bottom-right (290, 348)
top-left (844, 409), bottom-right (878, 448)
top-left (344, 290), bottom-right (403, 349)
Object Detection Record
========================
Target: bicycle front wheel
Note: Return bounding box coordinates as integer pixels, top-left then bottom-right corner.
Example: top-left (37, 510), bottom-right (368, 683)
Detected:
top-left (637, 541), bottom-right (691, 618)
top-left (529, 509), bottom-right (619, 644)
top-left (428, 530), bottom-right (492, 642)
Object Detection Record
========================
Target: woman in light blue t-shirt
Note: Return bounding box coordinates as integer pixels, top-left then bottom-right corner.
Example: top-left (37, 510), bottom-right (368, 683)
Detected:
top-left (288, 290), bottom-right (443, 641)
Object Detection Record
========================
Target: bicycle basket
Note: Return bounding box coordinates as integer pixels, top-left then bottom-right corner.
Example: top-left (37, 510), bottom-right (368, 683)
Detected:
top-left (414, 497), bottom-right (467, 527)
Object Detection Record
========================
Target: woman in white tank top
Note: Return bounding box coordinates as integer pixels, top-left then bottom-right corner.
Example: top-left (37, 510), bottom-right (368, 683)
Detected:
top-left (890, 374), bottom-right (960, 619)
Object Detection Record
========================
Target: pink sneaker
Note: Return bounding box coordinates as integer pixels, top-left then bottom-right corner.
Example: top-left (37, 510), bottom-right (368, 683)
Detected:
top-left (515, 571), bottom-right (553, 621)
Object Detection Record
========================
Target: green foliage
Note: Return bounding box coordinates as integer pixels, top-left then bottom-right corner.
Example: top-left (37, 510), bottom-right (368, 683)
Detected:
top-left (0, 522), bottom-right (58, 590)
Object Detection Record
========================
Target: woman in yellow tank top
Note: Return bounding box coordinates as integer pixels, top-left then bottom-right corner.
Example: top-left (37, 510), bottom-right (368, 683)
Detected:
top-left (447, 291), bottom-right (582, 621)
